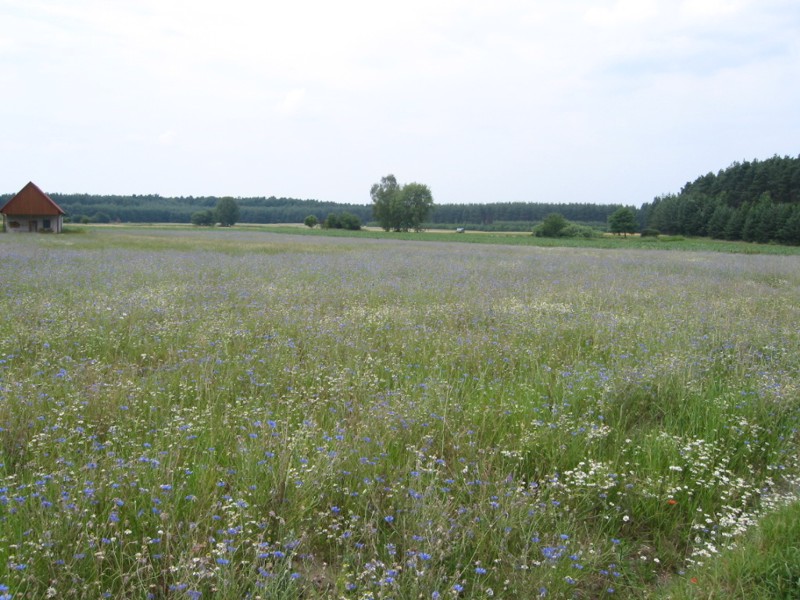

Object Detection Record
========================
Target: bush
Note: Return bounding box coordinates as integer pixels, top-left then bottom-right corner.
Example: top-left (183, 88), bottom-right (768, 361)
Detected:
top-left (560, 223), bottom-right (599, 238)
top-left (641, 228), bottom-right (660, 237)
top-left (303, 215), bottom-right (319, 228)
top-left (323, 212), bottom-right (361, 230)
top-left (533, 214), bottom-right (599, 238)
top-left (533, 213), bottom-right (569, 237)
top-left (191, 210), bottom-right (216, 226)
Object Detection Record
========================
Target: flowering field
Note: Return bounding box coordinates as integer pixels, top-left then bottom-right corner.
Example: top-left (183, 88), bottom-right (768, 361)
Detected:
top-left (1, 229), bottom-right (799, 599)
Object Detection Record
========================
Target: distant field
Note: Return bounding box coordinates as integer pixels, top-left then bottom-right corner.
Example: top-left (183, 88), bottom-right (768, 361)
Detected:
top-left (1, 228), bottom-right (799, 599)
top-left (65, 223), bottom-right (800, 255)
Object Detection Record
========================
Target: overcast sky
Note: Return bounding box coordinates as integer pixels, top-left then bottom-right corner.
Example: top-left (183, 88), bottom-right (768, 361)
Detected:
top-left (2, 0), bottom-right (798, 206)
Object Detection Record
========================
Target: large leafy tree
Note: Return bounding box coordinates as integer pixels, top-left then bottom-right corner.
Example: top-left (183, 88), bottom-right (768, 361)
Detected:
top-left (216, 197), bottom-right (240, 227)
top-left (371, 175), bottom-right (434, 232)
top-left (371, 175), bottom-right (401, 231)
top-left (608, 207), bottom-right (637, 236)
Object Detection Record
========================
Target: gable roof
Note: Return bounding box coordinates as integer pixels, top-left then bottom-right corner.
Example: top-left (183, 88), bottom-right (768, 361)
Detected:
top-left (1, 182), bottom-right (65, 216)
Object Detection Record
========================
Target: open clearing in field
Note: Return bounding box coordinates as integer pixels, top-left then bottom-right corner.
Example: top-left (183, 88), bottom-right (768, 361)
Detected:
top-left (1, 229), bottom-right (799, 599)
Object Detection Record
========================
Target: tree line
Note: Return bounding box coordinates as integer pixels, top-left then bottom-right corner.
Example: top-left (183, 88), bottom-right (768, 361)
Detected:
top-left (0, 191), bottom-right (627, 229)
top-left (6, 155), bottom-right (799, 244)
top-left (641, 155), bottom-right (800, 244)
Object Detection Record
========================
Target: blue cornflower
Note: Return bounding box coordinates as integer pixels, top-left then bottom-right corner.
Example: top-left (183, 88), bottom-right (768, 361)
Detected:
top-left (541, 546), bottom-right (564, 560)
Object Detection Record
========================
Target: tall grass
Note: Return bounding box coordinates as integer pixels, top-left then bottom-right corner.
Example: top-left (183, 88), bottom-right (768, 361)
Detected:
top-left (1, 229), bottom-right (798, 598)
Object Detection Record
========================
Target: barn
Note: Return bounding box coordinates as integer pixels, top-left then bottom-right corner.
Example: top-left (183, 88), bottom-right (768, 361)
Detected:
top-left (1, 182), bottom-right (66, 233)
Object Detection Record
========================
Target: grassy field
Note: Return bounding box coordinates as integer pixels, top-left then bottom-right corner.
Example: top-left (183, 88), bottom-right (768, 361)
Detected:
top-left (68, 223), bottom-right (800, 255)
top-left (1, 228), bottom-right (799, 599)
top-left (256, 225), bottom-right (800, 254)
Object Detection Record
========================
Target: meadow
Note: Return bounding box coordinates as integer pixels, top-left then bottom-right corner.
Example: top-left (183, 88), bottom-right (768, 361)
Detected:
top-left (1, 228), bottom-right (799, 599)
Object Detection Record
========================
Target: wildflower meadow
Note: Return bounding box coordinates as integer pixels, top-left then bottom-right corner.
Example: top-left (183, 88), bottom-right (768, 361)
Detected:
top-left (1, 228), bottom-right (799, 599)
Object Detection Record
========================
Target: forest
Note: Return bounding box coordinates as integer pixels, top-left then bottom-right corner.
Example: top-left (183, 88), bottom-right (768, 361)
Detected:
top-left (641, 154), bottom-right (800, 244)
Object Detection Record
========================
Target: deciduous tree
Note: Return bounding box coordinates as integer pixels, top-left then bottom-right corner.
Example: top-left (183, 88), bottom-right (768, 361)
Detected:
top-left (216, 197), bottom-right (240, 227)
top-left (608, 207), bottom-right (637, 236)
top-left (371, 175), bottom-right (434, 232)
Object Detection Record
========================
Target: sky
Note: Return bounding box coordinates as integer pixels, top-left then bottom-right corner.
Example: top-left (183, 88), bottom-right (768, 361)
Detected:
top-left (2, 0), bottom-right (799, 206)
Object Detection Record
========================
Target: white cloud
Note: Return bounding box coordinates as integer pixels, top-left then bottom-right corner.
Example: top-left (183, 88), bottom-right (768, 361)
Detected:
top-left (276, 89), bottom-right (307, 117)
top-left (680, 0), bottom-right (747, 19)
top-left (157, 130), bottom-right (177, 145)
top-left (584, 0), bottom-right (661, 26)
top-left (0, 0), bottom-right (798, 203)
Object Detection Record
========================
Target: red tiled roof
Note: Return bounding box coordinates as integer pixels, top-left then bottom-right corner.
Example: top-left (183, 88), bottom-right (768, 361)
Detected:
top-left (1, 182), bottom-right (65, 216)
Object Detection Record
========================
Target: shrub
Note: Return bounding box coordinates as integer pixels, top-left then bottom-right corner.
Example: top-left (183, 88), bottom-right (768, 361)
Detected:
top-left (534, 215), bottom-right (598, 238)
top-left (191, 210), bottom-right (216, 226)
top-left (560, 223), bottom-right (599, 238)
top-left (323, 212), bottom-right (361, 230)
top-left (533, 213), bottom-right (569, 237)
top-left (641, 228), bottom-right (660, 237)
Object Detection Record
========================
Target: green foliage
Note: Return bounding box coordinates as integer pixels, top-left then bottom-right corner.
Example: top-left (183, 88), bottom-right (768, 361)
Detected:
top-left (322, 211), bottom-right (361, 230)
top-left (341, 212), bottom-right (362, 230)
top-left (430, 202), bottom-right (627, 227)
top-left (533, 213), bottom-right (598, 238)
top-left (190, 209), bottom-right (216, 226)
top-left (608, 207), bottom-right (638, 236)
top-left (533, 213), bottom-right (569, 237)
top-left (641, 228), bottom-right (660, 237)
top-left (560, 223), bottom-right (599, 238)
top-left (371, 174), bottom-right (434, 231)
top-left (215, 197), bottom-right (240, 227)
top-left (399, 182), bottom-right (435, 231)
top-left (303, 215), bottom-right (318, 228)
top-left (370, 174), bottom-right (400, 231)
top-left (643, 155), bottom-right (800, 244)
